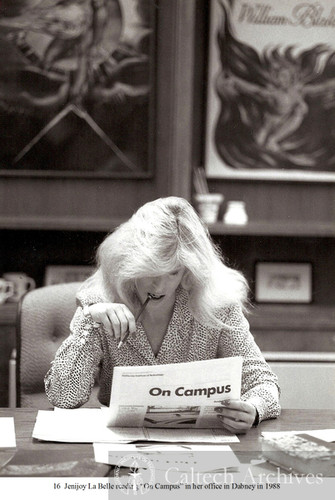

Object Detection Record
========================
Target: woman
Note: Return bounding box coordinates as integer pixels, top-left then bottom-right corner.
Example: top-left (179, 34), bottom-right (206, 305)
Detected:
top-left (45, 196), bottom-right (280, 433)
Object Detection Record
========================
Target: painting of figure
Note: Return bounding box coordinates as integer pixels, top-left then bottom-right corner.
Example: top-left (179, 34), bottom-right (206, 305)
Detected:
top-left (206, 0), bottom-right (335, 180)
top-left (0, 0), bottom-right (153, 176)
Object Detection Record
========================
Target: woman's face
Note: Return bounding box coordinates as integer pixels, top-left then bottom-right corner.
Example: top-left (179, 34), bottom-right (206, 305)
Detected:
top-left (135, 267), bottom-right (185, 306)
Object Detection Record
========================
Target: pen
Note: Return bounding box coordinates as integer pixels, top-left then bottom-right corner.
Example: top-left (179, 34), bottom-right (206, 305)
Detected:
top-left (264, 457), bottom-right (294, 474)
top-left (117, 295), bottom-right (152, 349)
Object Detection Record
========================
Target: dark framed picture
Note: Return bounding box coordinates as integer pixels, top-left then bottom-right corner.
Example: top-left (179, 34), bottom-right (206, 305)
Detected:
top-left (0, 0), bottom-right (155, 178)
top-left (205, 0), bottom-right (335, 181)
top-left (254, 262), bottom-right (313, 304)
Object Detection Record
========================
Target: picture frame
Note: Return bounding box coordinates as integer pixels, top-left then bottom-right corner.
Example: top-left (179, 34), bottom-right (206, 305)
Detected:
top-left (0, 0), bottom-right (155, 179)
top-left (205, 0), bottom-right (335, 181)
top-left (254, 262), bottom-right (313, 304)
top-left (44, 265), bottom-right (95, 286)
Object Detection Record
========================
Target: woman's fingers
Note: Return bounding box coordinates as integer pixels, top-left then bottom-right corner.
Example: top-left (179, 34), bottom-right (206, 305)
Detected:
top-left (121, 306), bottom-right (136, 336)
top-left (214, 399), bottom-right (256, 431)
top-left (85, 303), bottom-right (136, 341)
top-left (111, 304), bottom-right (136, 340)
top-left (118, 309), bottom-right (136, 343)
top-left (216, 414), bottom-right (248, 434)
top-left (218, 399), bottom-right (253, 413)
top-left (110, 305), bottom-right (129, 339)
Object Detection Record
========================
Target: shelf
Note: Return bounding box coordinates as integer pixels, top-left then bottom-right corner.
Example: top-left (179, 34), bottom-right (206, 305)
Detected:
top-left (264, 351), bottom-right (335, 362)
top-left (0, 216), bottom-right (125, 232)
top-left (1, 216), bottom-right (334, 236)
top-left (209, 221), bottom-right (335, 237)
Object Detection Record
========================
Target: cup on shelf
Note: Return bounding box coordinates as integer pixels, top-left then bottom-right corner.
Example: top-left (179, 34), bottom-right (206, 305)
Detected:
top-left (0, 278), bottom-right (15, 304)
top-left (2, 272), bottom-right (36, 302)
top-left (223, 201), bottom-right (248, 225)
top-left (194, 193), bottom-right (224, 224)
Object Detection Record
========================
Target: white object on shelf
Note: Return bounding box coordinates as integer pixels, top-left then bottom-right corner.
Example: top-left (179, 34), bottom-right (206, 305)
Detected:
top-left (223, 201), bottom-right (248, 225)
top-left (3, 273), bottom-right (35, 302)
top-left (194, 193), bottom-right (224, 224)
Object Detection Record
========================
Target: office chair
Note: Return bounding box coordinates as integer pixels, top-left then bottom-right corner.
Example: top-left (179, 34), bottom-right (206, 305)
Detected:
top-left (10, 282), bottom-right (99, 408)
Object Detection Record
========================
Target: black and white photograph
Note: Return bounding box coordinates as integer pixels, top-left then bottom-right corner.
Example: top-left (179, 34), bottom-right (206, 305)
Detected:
top-left (0, 1), bottom-right (334, 498)
top-left (143, 406), bottom-right (201, 427)
top-left (254, 262), bottom-right (313, 304)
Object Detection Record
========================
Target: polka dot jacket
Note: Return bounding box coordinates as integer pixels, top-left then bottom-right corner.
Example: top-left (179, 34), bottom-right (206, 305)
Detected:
top-left (44, 287), bottom-right (281, 423)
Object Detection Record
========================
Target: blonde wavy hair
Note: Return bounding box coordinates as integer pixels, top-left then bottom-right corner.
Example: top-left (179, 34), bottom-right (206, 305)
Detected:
top-left (96, 196), bottom-right (248, 328)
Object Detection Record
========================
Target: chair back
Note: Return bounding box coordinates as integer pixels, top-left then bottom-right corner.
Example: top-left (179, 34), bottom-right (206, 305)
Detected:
top-left (16, 282), bottom-right (81, 407)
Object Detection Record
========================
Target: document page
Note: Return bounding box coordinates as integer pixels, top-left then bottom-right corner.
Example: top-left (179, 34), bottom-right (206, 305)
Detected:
top-left (93, 442), bottom-right (240, 472)
top-left (106, 357), bottom-right (243, 428)
top-left (33, 409), bottom-right (144, 443)
top-left (32, 409), bottom-right (239, 444)
top-left (0, 418), bottom-right (16, 448)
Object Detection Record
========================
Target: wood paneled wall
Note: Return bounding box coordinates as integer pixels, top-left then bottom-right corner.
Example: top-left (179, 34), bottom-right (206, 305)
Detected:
top-left (0, 0), bottom-right (334, 282)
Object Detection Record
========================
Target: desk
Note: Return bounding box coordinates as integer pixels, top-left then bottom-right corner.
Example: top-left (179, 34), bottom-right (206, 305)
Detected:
top-left (0, 408), bottom-right (110, 476)
top-left (1, 408), bottom-right (334, 477)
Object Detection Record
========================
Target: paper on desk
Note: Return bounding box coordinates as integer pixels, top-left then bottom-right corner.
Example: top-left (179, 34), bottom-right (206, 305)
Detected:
top-left (305, 429), bottom-right (335, 442)
top-left (262, 429), bottom-right (335, 443)
top-left (33, 409), bottom-right (239, 444)
top-left (33, 409), bottom-right (131, 443)
top-left (0, 418), bottom-right (16, 448)
top-left (93, 442), bottom-right (240, 472)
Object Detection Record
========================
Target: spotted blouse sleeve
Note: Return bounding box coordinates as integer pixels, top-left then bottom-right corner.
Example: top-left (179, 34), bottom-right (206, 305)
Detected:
top-left (217, 305), bottom-right (281, 423)
top-left (44, 305), bottom-right (103, 408)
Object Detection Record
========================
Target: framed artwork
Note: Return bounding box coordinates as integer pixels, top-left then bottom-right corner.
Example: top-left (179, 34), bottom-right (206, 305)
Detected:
top-left (205, 0), bottom-right (335, 181)
top-left (44, 265), bottom-right (94, 286)
top-left (254, 262), bottom-right (313, 304)
top-left (0, 0), bottom-right (155, 178)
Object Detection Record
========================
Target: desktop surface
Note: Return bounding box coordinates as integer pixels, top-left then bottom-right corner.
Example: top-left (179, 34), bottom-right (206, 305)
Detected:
top-left (0, 408), bottom-right (334, 477)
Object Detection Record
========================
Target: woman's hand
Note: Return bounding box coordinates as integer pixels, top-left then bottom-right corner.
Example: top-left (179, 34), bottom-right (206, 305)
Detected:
top-left (214, 400), bottom-right (257, 434)
top-left (84, 303), bottom-right (136, 342)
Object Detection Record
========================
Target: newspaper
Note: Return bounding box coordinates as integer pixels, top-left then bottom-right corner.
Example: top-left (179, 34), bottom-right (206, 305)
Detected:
top-left (106, 357), bottom-right (243, 429)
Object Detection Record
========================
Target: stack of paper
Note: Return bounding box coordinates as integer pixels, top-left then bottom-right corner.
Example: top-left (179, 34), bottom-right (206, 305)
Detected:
top-left (261, 430), bottom-right (335, 476)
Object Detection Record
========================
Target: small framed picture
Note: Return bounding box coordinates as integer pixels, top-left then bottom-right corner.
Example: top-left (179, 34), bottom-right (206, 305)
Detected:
top-left (254, 262), bottom-right (313, 304)
top-left (44, 265), bottom-right (95, 286)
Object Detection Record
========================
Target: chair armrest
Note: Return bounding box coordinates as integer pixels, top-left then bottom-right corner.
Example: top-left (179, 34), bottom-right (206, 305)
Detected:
top-left (8, 348), bottom-right (16, 408)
